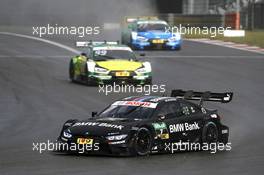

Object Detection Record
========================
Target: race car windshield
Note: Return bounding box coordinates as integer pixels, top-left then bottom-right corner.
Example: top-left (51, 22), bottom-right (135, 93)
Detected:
top-left (137, 23), bottom-right (169, 32)
top-left (97, 105), bottom-right (155, 119)
top-left (93, 50), bottom-right (136, 61)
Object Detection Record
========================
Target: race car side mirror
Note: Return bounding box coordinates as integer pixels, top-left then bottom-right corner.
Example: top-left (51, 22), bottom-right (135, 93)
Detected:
top-left (92, 111), bottom-right (98, 117)
top-left (80, 52), bottom-right (87, 57)
top-left (158, 114), bottom-right (166, 121)
top-left (128, 24), bottom-right (133, 29)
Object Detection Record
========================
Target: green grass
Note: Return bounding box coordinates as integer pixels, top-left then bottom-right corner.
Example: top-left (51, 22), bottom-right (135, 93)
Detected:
top-left (184, 30), bottom-right (264, 48)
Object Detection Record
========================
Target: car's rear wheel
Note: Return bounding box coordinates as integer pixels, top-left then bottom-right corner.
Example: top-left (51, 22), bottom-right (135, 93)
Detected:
top-left (202, 122), bottom-right (218, 144)
top-left (133, 127), bottom-right (152, 156)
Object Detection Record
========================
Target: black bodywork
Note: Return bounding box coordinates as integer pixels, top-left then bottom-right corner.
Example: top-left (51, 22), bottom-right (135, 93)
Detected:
top-left (57, 90), bottom-right (233, 156)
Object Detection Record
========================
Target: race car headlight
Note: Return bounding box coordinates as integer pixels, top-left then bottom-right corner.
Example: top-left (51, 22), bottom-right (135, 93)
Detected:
top-left (63, 129), bottom-right (72, 138)
top-left (136, 36), bottom-right (148, 42)
top-left (136, 67), bottom-right (148, 73)
top-left (87, 61), bottom-right (96, 72)
top-left (106, 134), bottom-right (128, 141)
top-left (135, 62), bottom-right (151, 74)
top-left (94, 66), bottom-right (109, 74)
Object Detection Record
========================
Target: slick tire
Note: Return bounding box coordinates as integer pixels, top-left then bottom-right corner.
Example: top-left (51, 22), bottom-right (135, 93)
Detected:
top-left (202, 122), bottom-right (218, 144)
top-left (132, 127), bottom-right (152, 156)
top-left (69, 60), bottom-right (75, 82)
top-left (175, 46), bottom-right (181, 51)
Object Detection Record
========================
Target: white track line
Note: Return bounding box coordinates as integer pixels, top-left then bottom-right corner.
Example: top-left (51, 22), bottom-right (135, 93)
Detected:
top-left (149, 55), bottom-right (264, 58)
top-left (1, 32), bottom-right (263, 57)
top-left (186, 39), bottom-right (264, 55)
top-left (0, 55), bottom-right (263, 59)
top-left (0, 32), bottom-right (79, 54)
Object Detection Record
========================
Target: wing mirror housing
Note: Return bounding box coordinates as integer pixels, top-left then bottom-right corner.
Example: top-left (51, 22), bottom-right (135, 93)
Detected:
top-left (92, 111), bottom-right (98, 117)
top-left (158, 114), bottom-right (166, 121)
top-left (81, 52), bottom-right (87, 56)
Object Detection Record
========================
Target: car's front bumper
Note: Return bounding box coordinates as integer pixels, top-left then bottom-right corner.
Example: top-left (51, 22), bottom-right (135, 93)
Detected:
top-left (57, 136), bottom-right (133, 156)
top-left (132, 39), bottom-right (182, 50)
top-left (88, 72), bottom-right (152, 85)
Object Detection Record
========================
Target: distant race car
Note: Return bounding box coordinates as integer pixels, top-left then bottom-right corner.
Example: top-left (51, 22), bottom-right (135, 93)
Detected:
top-left (57, 90), bottom-right (233, 156)
top-left (121, 16), bottom-right (182, 50)
top-left (69, 41), bottom-right (152, 85)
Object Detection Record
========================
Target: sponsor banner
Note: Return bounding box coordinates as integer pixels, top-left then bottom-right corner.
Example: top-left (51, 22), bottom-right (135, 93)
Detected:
top-left (73, 122), bottom-right (124, 130)
top-left (169, 122), bottom-right (200, 133)
top-left (112, 101), bottom-right (158, 108)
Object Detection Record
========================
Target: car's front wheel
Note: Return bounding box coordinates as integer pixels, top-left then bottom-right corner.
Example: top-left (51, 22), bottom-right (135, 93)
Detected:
top-left (132, 127), bottom-right (152, 156)
top-left (69, 60), bottom-right (75, 82)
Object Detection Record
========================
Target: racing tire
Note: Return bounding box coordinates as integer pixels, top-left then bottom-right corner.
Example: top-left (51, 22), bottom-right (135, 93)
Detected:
top-left (132, 127), bottom-right (153, 156)
top-left (175, 46), bottom-right (181, 51)
top-left (202, 122), bottom-right (218, 144)
top-left (69, 60), bottom-right (75, 82)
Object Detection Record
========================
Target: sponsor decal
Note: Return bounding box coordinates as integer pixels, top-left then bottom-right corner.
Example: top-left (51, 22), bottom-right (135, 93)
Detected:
top-left (152, 122), bottom-right (166, 130)
top-left (159, 133), bottom-right (170, 139)
top-left (108, 140), bottom-right (126, 145)
top-left (112, 101), bottom-right (157, 108)
top-left (169, 122), bottom-right (200, 133)
top-left (221, 129), bottom-right (228, 134)
top-left (73, 122), bottom-right (124, 130)
top-left (77, 138), bottom-right (93, 145)
top-left (152, 122), bottom-right (170, 140)
top-left (210, 114), bottom-right (218, 118)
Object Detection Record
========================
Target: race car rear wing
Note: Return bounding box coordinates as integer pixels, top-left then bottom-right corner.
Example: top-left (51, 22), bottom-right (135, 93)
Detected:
top-left (76, 41), bottom-right (119, 47)
top-left (171, 89), bottom-right (233, 105)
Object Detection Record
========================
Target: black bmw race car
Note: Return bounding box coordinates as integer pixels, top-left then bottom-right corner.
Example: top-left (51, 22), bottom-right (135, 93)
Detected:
top-left (57, 90), bottom-right (233, 156)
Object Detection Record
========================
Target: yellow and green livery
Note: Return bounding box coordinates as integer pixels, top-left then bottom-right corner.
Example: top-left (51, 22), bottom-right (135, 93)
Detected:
top-left (69, 41), bottom-right (152, 85)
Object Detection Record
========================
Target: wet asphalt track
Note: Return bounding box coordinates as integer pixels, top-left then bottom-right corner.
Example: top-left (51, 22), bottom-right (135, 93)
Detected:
top-left (0, 34), bottom-right (264, 175)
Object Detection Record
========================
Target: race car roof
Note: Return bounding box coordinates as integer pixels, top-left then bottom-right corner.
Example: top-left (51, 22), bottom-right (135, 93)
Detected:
top-left (92, 45), bottom-right (132, 51)
top-left (76, 41), bottom-right (130, 49)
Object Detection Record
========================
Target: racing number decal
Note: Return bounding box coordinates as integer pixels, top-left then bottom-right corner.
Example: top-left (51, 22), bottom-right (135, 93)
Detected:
top-left (152, 122), bottom-right (170, 139)
top-left (95, 50), bottom-right (107, 56)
